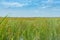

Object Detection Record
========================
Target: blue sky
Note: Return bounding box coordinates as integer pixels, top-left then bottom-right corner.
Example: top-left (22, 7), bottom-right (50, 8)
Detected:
top-left (0, 0), bottom-right (60, 17)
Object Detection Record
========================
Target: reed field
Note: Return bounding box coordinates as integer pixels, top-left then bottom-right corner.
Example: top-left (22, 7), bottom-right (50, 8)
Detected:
top-left (0, 17), bottom-right (60, 40)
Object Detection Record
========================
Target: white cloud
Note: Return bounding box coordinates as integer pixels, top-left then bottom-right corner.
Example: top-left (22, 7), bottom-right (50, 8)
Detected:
top-left (0, 2), bottom-right (28, 8)
top-left (40, 0), bottom-right (54, 8)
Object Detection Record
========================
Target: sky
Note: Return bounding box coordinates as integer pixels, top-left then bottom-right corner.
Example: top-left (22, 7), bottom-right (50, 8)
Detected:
top-left (0, 0), bottom-right (60, 17)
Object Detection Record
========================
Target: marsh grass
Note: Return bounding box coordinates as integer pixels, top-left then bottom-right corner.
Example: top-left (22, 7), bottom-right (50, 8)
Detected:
top-left (0, 17), bottom-right (60, 40)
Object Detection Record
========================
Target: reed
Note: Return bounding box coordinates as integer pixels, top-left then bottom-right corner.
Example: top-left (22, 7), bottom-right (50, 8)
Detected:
top-left (0, 17), bottom-right (60, 40)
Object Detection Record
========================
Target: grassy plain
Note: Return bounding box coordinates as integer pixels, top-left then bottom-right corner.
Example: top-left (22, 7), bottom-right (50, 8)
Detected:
top-left (0, 17), bottom-right (60, 40)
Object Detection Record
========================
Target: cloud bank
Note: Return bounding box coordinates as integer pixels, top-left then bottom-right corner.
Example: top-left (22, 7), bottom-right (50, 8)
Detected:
top-left (0, 2), bottom-right (28, 8)
top-left (0, 0), bottom-right (60, 8)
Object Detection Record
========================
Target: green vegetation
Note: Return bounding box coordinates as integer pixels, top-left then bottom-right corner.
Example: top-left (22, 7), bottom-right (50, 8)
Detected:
top-left (0, 17), bottom-right (60, 40)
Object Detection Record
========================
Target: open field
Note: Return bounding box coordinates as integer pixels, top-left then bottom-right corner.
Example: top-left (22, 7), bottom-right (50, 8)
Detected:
top-left (0, 17), bottom-right (60, 40)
